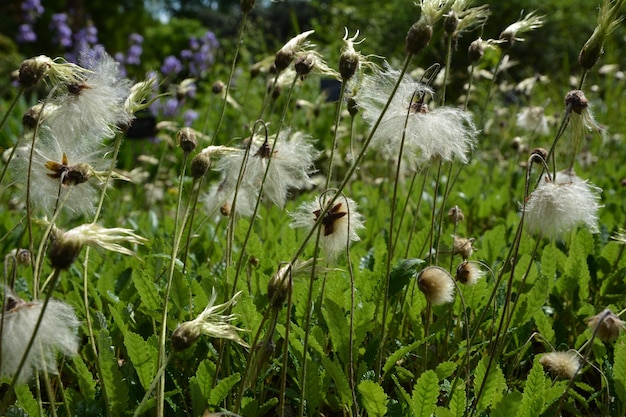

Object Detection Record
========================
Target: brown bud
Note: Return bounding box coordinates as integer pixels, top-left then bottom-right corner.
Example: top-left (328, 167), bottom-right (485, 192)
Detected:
top-left (530, 147), bottom-right (548, 162)
top-left (405, 21), bottom-right (433, 56)
top-left (240, 0), bottom-right (255, 13)
top-left (190, 151), bottom-right (211, 179)
top-left (347, 97), bottom-right (359, 117)
top-left (444, 11), bottom-right (459, 35)
top-left (48, 234), bottom-right (83, 270)
top-left (294, 53), bottom-right (315, 77)
top-left (212, 80), bottom-right (225, 94)
top-left (18, 57), bottom-right (50, 88)
top-left (447, 206), bottom-right (464, 223)
top-left (564, 90), bottom-right (589, 115)
top-left (177, 127), bottom-right (197, 154)
top-left (339, 51), bottom-right (359, 81)
top-left (468, 39), bottom-right (485, 64)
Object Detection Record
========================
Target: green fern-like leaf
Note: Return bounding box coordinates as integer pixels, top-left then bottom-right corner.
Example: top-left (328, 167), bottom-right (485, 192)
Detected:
top-left (98, 329), bottom-right (129, 416)
top-left (72, 355), bottom-right (96, 400)
top-left (448, 382), bottom-right (466, 417)
top-left (14, 385), bottom-right (38, 416)
top-left (515, 360), bottom-right (547, 417)
top-left (322, 298), bottom-right (349, 363)
top-left (132, 268), bottom-right (161, 317)
top-left (358, 379), bottom-right (388, 417)
top-left (435, 361), bottom-right (457, 381)
top-left (124, 331), bottom-right (157, 390)
top-left (614, 339), bottom-right (626, 404)
top-left (473, 356), bottom-right (506, 412)
top-left (209, 373), bottom-right (240, 406)
top-left (383, 340), bottom-right (421, 377)
top-left (190, 359), bottom-right (215, 414)
top-left (411, 370), bottom-right (439, 417)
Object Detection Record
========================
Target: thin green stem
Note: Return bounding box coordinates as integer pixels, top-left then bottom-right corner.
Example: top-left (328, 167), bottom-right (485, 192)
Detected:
top-left (325, 82), bottom-right (347, 188)
top-left (0, 88), bottom-right (26, 187)
top-left (156, 153), bottom-right (189, 417)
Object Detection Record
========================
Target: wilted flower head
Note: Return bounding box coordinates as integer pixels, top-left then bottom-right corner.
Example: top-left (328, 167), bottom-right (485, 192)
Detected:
top-left (447, 205), bottom-right (465, 223)
top-left (446, 1), bottom-right (490, 41)
top-left (268, 259), bottom-right (316, 308)
top-left (290, 192), bottom-right (365, 261)
top-left (294, 51), bottom-right (339, 80)
top-left (586, 308), bottom-right (625, 343)
top-left (171, 290), bottom-right (248, 351)
top-left (613, 228), bottom-right (626, 244)
top-left (405, 0), bottom-right (454, 55)
top-left (499, 11), bottom-right (545, 47)
top-left (467, 37), bottom-right (497, 63)
top-left (417, 266), bottom-right (455, 305)
top-left (356, 66), bottom-right (478, 169)
top-left (565, 90), bottom-right (600, 132)
top-left (579, 0), bottom-right (624, 70)
top-left (17, 55), bottom-right (90, 89)
top-left (523, 173), bottom-right (602, 239)
top-left (124, 74), bottom-right (158, 114)
top-left (48, 223), bottom-right (147, 270)
top-left (539, 351), bottom-right (580, 379)
top-left (275, 30), bottom-right (315, 73)
top-left (455, 261), bottom-right (485, 285)
top-left (516, 106), bottom-right (549, 135)
top-left (1, 290), bottom-right (79, 383)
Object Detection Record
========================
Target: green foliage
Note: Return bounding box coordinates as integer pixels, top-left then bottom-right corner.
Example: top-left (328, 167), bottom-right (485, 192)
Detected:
top-left (358, 379), bottom-right (388, 417)
top-left (411, 370), bottom-right (439, 417)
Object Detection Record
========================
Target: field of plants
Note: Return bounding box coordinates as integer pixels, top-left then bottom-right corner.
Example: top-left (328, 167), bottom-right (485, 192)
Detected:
top-left (1, 0), bottom-right (626, 416)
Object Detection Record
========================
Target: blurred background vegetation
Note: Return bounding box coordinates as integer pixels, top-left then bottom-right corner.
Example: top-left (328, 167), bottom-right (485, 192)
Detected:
top-left (1, 0), bottom-right (624, 82)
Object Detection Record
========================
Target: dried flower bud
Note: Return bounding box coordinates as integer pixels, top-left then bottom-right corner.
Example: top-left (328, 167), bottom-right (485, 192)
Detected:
top-left (447, 205), bottom-right (464, 223)
top-left (347, 97), bottom-right (359, 117)
top-left (565, 90), bottom-right (589, 115)
top-left (212, 80), bottom-right (225, 94)
top-left (586, 309), bottom-right (625, 343)
top-left (452, 236), bottom-right (475, 260)
top-left (18, 56), bottom-right (52, 88)
top-left (190, 151), bottom-right (212, 179)
top-left (530, 147), bottom-right (548, 162)
top-left (48, 234), bottom-right (83, 270)
top-left (444, 11), bottom-right (460, 35)
top-left (275, 30), bottom-right (315, 73)
top-left (405, 20), bottom-right (433, 55)
top-left (417, 266), bottom-right (455, 305)
top-left (241, 0), bottom-right (255, 13)
top-left (294, 53), bottom-right (315, 77)
top-left (539, 351), bottom-right (580, 379)
top-left (177, 127), bottom-right (197, 154)
top-left (171, 324), bottom-right (199, 351)
top-left (340, 50), bottom-right (359, 81)
top-left (469, 40), bottom-right (483, 63)
top-left (578, 0), bottom-right (623, 71)
top-left (455, 261), bottom-right (484, 285)
top-left (220, 203), bottom-right (231, 216)
top-left (268, 263), bottom-right (292, 309)
top-left (22, 103), bottom-right (56, 130)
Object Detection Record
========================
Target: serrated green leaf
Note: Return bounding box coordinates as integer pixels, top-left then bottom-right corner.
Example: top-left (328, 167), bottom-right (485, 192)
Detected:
top-left (72, 355), bottom-right (96, 400)
top-left (515, 360), bottom-right (546, 417)
top-left (435, 361), bottom-right (457, 381)
top-left (533, 309), bottom-right (555, 345)
top-left (389, 258), bottom-right (424, 297)
top-left (132, 269), bottom-right (161, 316)
top-left (98, 329), bottom-right (129, 416)
top-left (358, 379), bottom-right (388, 417)
top-left (411, 370), bottom-right (439, 417)
top-left (473, 356), bottom-right (506, 412)
top-left (434, 407), bottom-right (454, 417)
top-left (491, 390), bottom-right (523, 417)
top-left (321, 354), bottom-right (352, 407)
top-left (209, 373), bottom-right (240, 405)
top-left (449, 383), bottom-right (466, 417)
top-left (124, 331), bottom-right (157, 390)
top-left (383, 340), bottom-right (421, 377)
top-left (190, 359), bottom-right (216, 414)
top-left (14, 385), bottom-right (38, 416)
top-left (322, 298), bottom-right (349, 363)
top-left (614, 339), bottom-right (626, 404)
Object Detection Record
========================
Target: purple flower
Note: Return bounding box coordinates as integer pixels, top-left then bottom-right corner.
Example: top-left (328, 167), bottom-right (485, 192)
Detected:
top-left (50, 13), bottom-right (73, 48)
top-left (183, 109), bottom-right (199, 126)
top-left (16, 24), bottom-right (37, 43)
top-left (129, 33), bottom-right (144, 44)
top-left (161, 55), bottom-right (183, 76)
top-left (162, 98), bottom-right (180, 117)
top-left (22, 0), bottom-right (44, 23)
top-left (126, 44), bottom-right (143, 65)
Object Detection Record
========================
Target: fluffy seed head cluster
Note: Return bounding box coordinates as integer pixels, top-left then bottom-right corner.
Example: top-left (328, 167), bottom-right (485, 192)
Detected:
top-left (11, 52), bottom-right (134, 218)
top-left (204, 130), bottom-right (319, 218)
top-left (586, 309), bottom-right (625, 343)
top-left (290, 193), bottom-right (365, 261)
top-left (523, 173), bottom-right (602, 239)
top-left (455, 261), bottom-right (485, 285)
top-left (417, 266), bottom-right (455, 305)
top-left (356, 67), bottom-right (478, 169)
top-left (171, 290), bottom-right (248, 351)
top-left (48, 223), bottom-right (146, 270)
top-left (1, 291), bottom-right (79, 383)
top-left (539, 351), bottom-right (580, 379)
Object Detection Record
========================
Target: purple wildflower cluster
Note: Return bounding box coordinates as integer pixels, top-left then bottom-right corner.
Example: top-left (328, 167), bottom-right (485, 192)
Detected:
top-left (161, 31), bottom-right (220, 78)
top-left (16, 0), bottom-right (44, 43)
